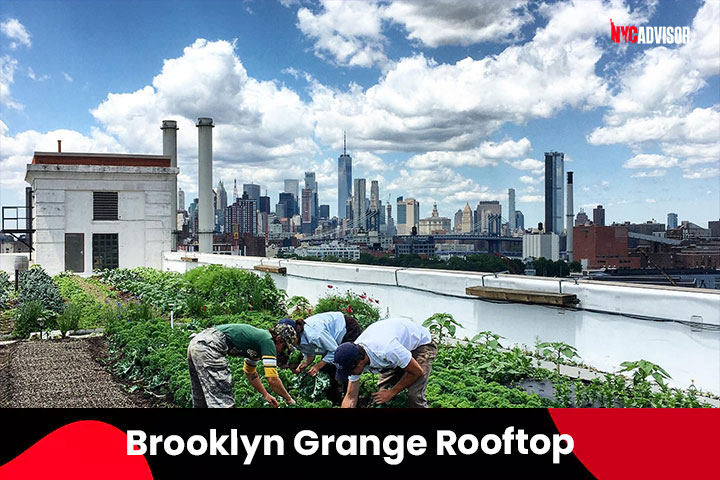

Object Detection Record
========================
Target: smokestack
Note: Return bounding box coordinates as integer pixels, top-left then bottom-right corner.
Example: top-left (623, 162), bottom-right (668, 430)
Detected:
top-left (57, 140), bottom-right (61, 153)
top-left (196, 117), bottom-right (214, 253)
top-left (161, 120), bottom-right (179, 250)
top-left (566, 171), bottom-right (574, 262)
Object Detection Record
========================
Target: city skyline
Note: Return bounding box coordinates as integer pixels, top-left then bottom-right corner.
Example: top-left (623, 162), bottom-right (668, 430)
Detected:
top-left (0, 0), bottom-right (718, 228)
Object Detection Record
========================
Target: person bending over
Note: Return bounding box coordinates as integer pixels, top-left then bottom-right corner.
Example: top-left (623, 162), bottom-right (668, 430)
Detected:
top-left (333, 317), bottom-right (437, 408)
top-left (289, 312), bottom-right (363, 403)
top-left (187, 322), bottom-right (298, 408)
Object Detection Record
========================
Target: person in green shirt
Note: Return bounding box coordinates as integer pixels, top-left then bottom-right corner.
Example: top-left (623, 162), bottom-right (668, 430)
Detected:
top-left (187, 321), bottom-right (298, 408)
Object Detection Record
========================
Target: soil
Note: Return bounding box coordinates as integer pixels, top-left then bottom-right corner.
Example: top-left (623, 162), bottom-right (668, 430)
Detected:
top-left (0, 336), bottom-right (159, 408)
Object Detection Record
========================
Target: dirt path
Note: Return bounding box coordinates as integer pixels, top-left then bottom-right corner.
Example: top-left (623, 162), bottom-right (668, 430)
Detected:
top-left (0, 337), bottom-right (152, 408)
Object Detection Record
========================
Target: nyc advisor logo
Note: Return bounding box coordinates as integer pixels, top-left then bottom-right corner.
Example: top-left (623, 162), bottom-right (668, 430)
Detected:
top-left (610, 19), bottom-right (691, 44)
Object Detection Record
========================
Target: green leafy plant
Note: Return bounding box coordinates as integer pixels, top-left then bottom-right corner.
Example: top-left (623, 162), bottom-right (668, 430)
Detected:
top-left (471, 331), bottom-right (505, 349)
top-left (13, 300), bottom-right (47, 338)
top-left (314, 290), bottom-right (380, 329)
top-left (0, 271), bottom-right (12, 310)
top-left (536, 341), bottom-right (580, 374)
top-left (618, 359), bottom-right (672, 390)
top-left (423, 313), bottom-right (461, 344)
top-left (57, 301), bottom-right (82, 337)
top-left (18, 265), bottom-right (64, 314)
top-left (287, 296), bottom-right (312, 319)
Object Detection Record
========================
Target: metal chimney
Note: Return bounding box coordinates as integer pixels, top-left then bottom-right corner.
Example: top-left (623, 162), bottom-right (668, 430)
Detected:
top-left (196, 117), bottom-right (214, 253)
top-left (57, 140), bottom-right (61, 153)
top-left (161, 120), bottom-right (179, 250)
top-left (566, 171), bottom-right (574, 262)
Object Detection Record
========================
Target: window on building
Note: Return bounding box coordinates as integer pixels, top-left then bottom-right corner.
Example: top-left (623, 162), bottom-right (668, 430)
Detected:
top-left (92, 233), bottom-right (119, 270)
top-left (93, 192), bottom-right (118, 220)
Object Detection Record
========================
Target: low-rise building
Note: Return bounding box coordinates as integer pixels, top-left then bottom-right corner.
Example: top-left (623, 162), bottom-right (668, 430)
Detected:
top-left (25, 152), bottom-right (178, 275)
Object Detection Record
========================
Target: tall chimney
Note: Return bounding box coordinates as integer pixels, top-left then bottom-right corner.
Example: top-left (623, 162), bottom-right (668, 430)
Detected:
top-left (161, 120), bottom-right (179, 250)
top-left (566, 171), bottom-right (574, 262)
top-left (196, 117), bottom-right (214, 253)
top-left (57, 140), bottom-right (61, 153)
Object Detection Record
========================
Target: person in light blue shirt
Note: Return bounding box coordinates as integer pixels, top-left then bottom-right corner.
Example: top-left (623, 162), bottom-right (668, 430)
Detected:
top-left (334, 317), bottom-right (437, 408)
top-left (285, 311), bottom-right (363, 404)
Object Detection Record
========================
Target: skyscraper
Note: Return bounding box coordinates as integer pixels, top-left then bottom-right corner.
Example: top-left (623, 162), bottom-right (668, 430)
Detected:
top-left (593, 205), bottom-right (605, 227)
top-left (243, 183), bottom-right (261, 202)
top-left (227, 192), bottom-right (257, 236)
top-left (305, 172), bottom-right (318, 224)
top-left (508, 188), bottom-right (516, 230)
top-left (284, 179), bottom-right (299, 215)
top-left (233, 179), bottom-right (238, 203)
top-left (454, 209), bottom-right (463, 232)
top-left (475, 201), bottom-right (501, 233)
top-left (515, 210), bottom-right (525, 230)
top-left (278, 192), bottom-right (295, 219)
top-left (667, 212), bottom-right (678, 229)
top-left (215, 180), bottom-right (228, 233)
top-left (178, 188), bottom-right (185, 211)
top-left (319, 205), bottom-right (330, 219)
top-left (544, 152), bottom-right (564, 234)
top-left (369, 180), bottom-right (379, 231)
top-left (301, 188), bottom-right (313, 234)
top-left (353, 178), bottom-right (367, 231)
top-left (396, 197), bottom-right (420, 235)
top-left (337, 132), bottom-right (352, 220)
top-left (462, 204), bottom-right (472, 233)
top-left (575, 209), bottom-right (589, 226)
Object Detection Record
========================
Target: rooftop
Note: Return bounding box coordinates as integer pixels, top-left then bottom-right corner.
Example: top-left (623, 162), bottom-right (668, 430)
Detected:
top-left (32, 152), bottom-right (171, 168)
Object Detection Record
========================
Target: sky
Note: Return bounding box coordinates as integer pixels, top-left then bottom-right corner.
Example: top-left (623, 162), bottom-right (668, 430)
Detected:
top-left (0, 0), bottom-right (718, 228)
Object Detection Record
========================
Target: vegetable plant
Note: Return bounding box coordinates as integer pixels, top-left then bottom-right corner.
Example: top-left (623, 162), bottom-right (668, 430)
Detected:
top-left (423, 313), bottom-right (461, 344)
top-left (536, 341), bottom-right (580, 374)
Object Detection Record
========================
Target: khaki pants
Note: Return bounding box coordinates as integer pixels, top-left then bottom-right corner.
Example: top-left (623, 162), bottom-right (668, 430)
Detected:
top-left (187, 328), bottom-right (235, 408)
top-left (377, 342), bottom-right (437, 408)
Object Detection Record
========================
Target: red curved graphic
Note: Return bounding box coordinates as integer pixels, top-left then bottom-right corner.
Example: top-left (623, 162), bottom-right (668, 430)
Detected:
top-left (0, 420), bottom-right (152, 480)
top-left (550, 409), bottom-right (720, 479)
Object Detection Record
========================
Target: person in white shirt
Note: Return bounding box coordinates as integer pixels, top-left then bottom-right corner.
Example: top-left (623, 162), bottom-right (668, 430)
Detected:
top-left (333, 317), bottom-right (437, 408)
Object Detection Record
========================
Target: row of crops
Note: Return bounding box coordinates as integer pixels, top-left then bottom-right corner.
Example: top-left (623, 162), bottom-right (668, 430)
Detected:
top-left (0, 265), bottom-right (710, 408)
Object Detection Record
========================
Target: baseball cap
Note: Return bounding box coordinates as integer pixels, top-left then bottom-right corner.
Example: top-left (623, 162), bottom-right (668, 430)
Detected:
top-left (274, 322), bottom-right (298, 352)
top-left (334, 342), bottom-right (360, 382)
top-left (277, 317), bottom-right (296, 327)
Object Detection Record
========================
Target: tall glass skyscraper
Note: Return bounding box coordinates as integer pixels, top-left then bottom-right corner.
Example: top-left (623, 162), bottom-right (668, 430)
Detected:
top-left (544, 152), bottom-right (564, 234)
top-left (338, 133), bottom-right (352, 220)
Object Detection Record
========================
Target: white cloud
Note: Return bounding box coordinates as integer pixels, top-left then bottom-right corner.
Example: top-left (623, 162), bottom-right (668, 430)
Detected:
top-left (385, 0), bottom-right (531, 47)
top-left (27, 67), bottom-right (49, 81)
top-left (297, 0), bottom-right (387, 68)
top-left (0, 55), bottom-right (22, 109)
top-left (682, 167), bottom-right (720, 180)
top-left (63, 72), bottom-right (73, 82)
top-left (0, 122), bottom-right (122, 203)
top-left (623, 154), bottom-right (678, 169)
top-left (506, 157), bottom-right (543, 175)
top-left (519, 175), bottom-right (541, 185)
top-left (0, 18), bottom-right (31, 49)
top-left (645, 198), bottom-right (656, 203)
top-left (519, 195), bottom-right (543, 203)
top-left (310, 0), bottom-right (637, 152)
top-left (631, 169), bottom-right (666, 178)
top-left (406, 137), bottom-right (531, 168)
top-left (91, 38), bottom-right (318, 166)
top-left (587, 2), bottom-right (720, 184)
top-left (353, 151), bottom-right (389, 172)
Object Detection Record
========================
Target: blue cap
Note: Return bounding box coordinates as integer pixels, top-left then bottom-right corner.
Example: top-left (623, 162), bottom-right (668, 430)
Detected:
top-left (334, 342), bottom-right (360, 382)
top-left (277, 318), bottom-right (296, 328)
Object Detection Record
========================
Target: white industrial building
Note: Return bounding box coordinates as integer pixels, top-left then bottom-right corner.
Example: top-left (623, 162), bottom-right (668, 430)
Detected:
top-left (522, 233), bottom-right (560, 261)
top-left (25, 151), bottom-right (178, 275)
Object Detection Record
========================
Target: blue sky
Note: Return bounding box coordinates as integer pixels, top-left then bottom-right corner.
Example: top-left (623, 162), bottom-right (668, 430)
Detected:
top-left (1, 0), bottom-right (718, 228)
